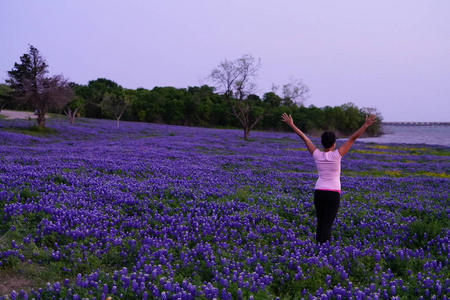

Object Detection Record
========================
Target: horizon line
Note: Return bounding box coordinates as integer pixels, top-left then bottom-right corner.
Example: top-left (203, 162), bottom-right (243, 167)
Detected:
top-left (382, 121), bottom-right (450, 125)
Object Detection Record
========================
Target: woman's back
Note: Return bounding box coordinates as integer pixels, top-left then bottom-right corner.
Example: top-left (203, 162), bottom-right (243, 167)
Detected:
top-left (313, 149), bottom-right (342, 192)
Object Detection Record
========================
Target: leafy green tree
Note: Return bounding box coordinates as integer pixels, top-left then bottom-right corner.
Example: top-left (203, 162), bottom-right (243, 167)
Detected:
top-left (0, 84), bottom-right (13, 111)
top-left (132, 88), bottom-right (164, 123)
top-left (185, 85), bottom-right (216, 126)
top-left (120, 89), bottom-right (138, 121)
top-left (263, 92), bottom-right (282, 107)
top-left (6, 45), bottom-right (73, 127)
top-left (69, 76), bottom-right (382, 137)
top-left (325, 105), bottom-right (345, 133)
top-left (130, 88), bottom-right (151, 122)
top-left (300, 105), bottom-right (326, 133)
top-left (158, 87), bottom-right (187, 125)
top-left (256, 92), bottom-right (284, 130)
top-left (340, 102), bottom-right (362, 135)
top-left (83, 78), bottom-right (122, 119)
top-left (163, 97), bottom-right (184, 124)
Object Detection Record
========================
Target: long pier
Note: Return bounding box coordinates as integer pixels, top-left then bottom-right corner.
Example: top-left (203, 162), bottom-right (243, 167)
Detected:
top-left (382, 122), bottom-right (450, 126)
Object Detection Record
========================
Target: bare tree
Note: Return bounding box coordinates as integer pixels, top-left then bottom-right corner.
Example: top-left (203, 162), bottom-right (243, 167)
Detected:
top-left (64, 105), bottom-right (82, 125)
top-left (7, 45), bottom-right (73, 127)
top-left (209, 54), bottom-right (266, 140)
top-left (272, 76), bottom-right (310, 107)
top-left (62, 83), bottom-right (85, 125)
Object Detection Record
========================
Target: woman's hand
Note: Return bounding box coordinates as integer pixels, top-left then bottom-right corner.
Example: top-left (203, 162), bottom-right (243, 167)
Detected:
top-left (281, 113), bottom-right (294, 127)
top-left (282, 113), bottom-right (317, 155)
top-left (339, 114), bottom-right (377, 157)
top-left (365, 114), bottom-right (377, 127)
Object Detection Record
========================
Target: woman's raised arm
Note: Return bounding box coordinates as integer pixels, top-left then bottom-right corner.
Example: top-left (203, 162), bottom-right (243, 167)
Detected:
top-left (282, 113), bottom-right (317, 155)
top-left (338, 114), bottom-right (377, 156)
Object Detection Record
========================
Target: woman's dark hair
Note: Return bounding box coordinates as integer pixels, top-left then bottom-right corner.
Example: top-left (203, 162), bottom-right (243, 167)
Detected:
top-left (321, 131), bottom-right (336, 148)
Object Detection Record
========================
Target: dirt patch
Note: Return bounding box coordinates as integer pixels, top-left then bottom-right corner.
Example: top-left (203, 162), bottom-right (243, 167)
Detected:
top-left (0, 110), bottom-right (48, 120)
top-left (0, 272), bottom-right (35, 297)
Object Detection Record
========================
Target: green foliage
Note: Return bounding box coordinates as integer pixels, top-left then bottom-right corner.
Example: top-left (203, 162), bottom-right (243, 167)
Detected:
top-left (269, 266), bottom-right (340, 299)
top-left (7, 45), bottom-right (48, 93)
top-left (0, 83), bottom-right (14, 109)
top-left (4, 125), bottom-right (57, 136)
top-left (66, 79), bottom-right (383, 136)
top-left (17, 187), bottom-right (40, 201)
top-left (80, 78), bottom-right (123, 119)
top-left (28, 125), bottom-right (57, 134)
top-left (407, 218), bottom-right (448, 249)
top-left (45, 174), bottom-right (69, 185)
top-left (1, 212), bottom-right (49, 242)
top-left (383, 255), bottom-right (424, 277)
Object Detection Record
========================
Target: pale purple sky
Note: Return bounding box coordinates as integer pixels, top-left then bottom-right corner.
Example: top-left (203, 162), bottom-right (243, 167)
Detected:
top-left (1, 0), bottom-right (449, 122)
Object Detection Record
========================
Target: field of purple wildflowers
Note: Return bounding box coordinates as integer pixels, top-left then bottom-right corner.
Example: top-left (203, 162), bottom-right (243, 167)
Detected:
top-left (0, 117), bottom-right (449, 300)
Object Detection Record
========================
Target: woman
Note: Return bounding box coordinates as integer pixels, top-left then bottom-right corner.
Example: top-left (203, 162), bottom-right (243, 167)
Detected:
top-left (281, 113), bottom-right (377, 243)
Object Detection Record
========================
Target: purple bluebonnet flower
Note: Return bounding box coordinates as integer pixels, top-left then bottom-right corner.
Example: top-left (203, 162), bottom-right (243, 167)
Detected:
top-left (1, 117), bottom-right (449, 299)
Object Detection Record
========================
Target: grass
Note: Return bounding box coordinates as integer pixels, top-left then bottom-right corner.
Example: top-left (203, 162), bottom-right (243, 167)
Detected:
top-left (3, 125), bottom-right (57, 136)
top-left (406, 217), bottom-right (450, 249)
top-left (357, 144), bottom-right (450, 156)
top-left (343, 169), bottom-right (450, 178)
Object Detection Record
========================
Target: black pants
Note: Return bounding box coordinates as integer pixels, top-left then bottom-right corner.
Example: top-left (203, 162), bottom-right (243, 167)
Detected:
top-left (314, 190), bottom-right (340, 244)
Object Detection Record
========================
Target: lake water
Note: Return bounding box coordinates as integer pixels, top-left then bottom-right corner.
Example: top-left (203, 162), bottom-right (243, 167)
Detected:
top-left (353, 125), bottom-right (450, 147)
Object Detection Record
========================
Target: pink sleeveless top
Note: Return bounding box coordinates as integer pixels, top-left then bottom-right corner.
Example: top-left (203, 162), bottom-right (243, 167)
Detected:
top-left (312, 149), bottom-right (342, 192)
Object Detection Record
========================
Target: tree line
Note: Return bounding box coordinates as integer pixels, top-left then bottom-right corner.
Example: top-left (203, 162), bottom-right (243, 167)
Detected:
top-left (1, 45), bottom-right (383, 138)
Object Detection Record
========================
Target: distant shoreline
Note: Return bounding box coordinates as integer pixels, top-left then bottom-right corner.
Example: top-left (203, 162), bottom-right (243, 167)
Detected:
top-left (382, 122), bottom-right (450, 126)
top-left (356, 124), bottom-right (450, 147)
